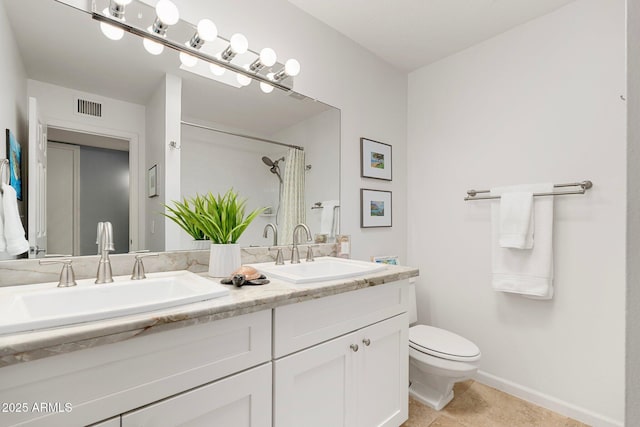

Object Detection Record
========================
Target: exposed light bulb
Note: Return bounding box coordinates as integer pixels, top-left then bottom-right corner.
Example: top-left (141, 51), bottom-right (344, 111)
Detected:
top-left (113, 0), bottom-right (132, 5)
top-left (284, 59), bottom-right (300, 77)
top-left (230, 33), bottom-right (248, 54)
top-left (259, 48), bottom-right (277, 67)
top-left (143, 36), bottom-right (164, 55)
top-left (210, 63), bottom-right (225, 76)
top-left (100, 22), bottom-right (125, 40)
top-left (220, 33), bottom-right (249, 61)
top-left (236, 73), bottom-right (252, 87)
top-left (249, 47), bottom-right (277, 72)
top-left (197, 19), bottom-right (217, 41)
top-left (260, 82), bottom-right (274, 94)
top-left (155, 0), bottom-right (179, 25)
top-left (179, 51), bottom-right (197, 67)
top-left (272, 59), bottom-right (301, 82)
top-left (100, 8), bottom-right (124, 40)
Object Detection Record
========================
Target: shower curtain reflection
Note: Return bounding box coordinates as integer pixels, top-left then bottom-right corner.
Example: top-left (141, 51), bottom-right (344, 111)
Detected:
top-left (280, 148), bottom-right (306, 245)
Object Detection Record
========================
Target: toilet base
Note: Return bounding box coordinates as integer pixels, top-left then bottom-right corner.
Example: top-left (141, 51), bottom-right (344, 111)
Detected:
top-left (408, 378), bottom-right (455, 411)
top-left (408, 356), bottom-right (476, 411)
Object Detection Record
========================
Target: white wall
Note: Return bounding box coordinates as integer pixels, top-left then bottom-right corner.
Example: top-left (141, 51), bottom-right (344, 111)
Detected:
top-left (145, 74), bottom-right (182, 251)
top-left (179, 119), bottom-right (286, 248)
top-left (627, 0), bottom-right (640, 424)
top-left (0, 0), bottom-right (27, 261)
top-left (407, 0), bottom-right (625, 425)
top-left (27, 79), bottom-right (146, 251)
top-left (272, 109), bottom-right (341, 241)
top-left (180, 107), bottom-right (340, 248)
top-left (164, 74), bottom-right (182, 250)
top-left (0, 0), bottom-right (26, 161)
top-left (171, 0), bottom-right (408, 262)
top-left (145, 79), bottom-right (167, 252)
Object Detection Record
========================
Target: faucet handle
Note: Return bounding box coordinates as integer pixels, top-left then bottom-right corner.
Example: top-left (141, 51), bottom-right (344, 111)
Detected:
top-left (291, 245), bottom-right (301, 264)
top-left (131, 253), bottom-right (159, 280)
top-left (306, 245), bottom-right (318, 262)
top-left (269, 247), bottom-right (284, 265)
top-left (39, 259), bottom-right (77, 288)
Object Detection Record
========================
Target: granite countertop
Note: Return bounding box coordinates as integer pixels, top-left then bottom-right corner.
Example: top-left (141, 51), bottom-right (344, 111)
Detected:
top-left (0, 262), bottom-right (418, 368)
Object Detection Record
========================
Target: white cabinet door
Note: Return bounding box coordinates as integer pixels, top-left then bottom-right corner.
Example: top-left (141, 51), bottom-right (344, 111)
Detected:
top-left (274, 332), bottom-right (357, 427)
top-left (356, 314), bottom-right (408, 427)
top-left (122, 363), bottom-right (271, 427)
top-left (275, 314), bottom-right (408, 427)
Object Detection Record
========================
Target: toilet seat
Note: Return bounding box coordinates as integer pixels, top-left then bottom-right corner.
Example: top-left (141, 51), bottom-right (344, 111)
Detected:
top-left (409, 325), bottom-right (481, 362)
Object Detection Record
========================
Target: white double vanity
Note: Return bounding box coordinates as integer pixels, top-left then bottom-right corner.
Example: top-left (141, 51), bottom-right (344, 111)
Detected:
top-left (0, 256), bottom-right (418, 427)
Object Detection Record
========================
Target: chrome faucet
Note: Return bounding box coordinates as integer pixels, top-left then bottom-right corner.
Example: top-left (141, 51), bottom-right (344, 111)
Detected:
top-left (291, 223), bottom-right (312, 264)
top-left (263, 223), bottom-right (278, 246)
top-left (95, 221), bottom-right (115, 284)
top-left (263, 223), bottom-right (284, 265)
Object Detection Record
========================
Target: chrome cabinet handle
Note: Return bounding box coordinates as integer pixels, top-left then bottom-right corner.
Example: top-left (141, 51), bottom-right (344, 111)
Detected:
top-left (362, 338), bottom-right (371, 346)
top-left (350, 344), bottom-right (359, 352)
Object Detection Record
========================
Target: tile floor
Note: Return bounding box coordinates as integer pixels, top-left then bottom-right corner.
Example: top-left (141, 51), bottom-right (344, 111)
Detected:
top-left (401, 380), bottom-right (589, 427)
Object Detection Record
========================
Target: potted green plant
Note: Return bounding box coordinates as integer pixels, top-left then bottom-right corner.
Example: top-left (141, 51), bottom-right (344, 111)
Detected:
top-left (163, 194), bottom-right (209, 250)
top-left (165, 189), bottom-right (265, 277)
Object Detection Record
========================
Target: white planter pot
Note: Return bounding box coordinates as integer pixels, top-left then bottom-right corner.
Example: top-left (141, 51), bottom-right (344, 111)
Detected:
top-left (192, 239), bottom-right (211, 250)
top-left (208, 243), bottom-right (241, 277)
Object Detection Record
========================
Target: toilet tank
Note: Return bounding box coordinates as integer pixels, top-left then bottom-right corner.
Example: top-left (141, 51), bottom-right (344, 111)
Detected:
top-left (409, 279), bottom-right (418, 324)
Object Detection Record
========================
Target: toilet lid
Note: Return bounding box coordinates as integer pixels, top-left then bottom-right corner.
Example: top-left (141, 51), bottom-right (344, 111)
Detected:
top-left (409, 325), bottom-right (481, 362)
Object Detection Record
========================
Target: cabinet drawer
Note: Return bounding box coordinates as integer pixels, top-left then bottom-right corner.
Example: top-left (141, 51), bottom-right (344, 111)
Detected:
top-left (122, 363), bottom-right (272, 427)
top-left (274, 280), bottom-right (408, 358)
top-left (0, 310), bottom-right (271, 427)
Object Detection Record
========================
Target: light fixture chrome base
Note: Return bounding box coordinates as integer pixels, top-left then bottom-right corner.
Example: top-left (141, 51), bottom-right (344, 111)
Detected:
top-left (89, 0), bottom-right (296, 93)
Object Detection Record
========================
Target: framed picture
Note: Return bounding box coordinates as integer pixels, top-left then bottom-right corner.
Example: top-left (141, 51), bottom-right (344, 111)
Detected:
top-left (361, 189), bottom-right (392, 228)
top-left (5, 129), bottom-right (23, 200)
top-left (371, 255), bottom-right (399, 265)
top-left (361, 138), bottom-right (392, 181)
top-left (147, 164), bottom-right (158, 197)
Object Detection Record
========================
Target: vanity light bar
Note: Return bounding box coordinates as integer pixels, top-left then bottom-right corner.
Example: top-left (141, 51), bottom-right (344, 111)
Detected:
top-left (91, 11), bottom-right (293, 93)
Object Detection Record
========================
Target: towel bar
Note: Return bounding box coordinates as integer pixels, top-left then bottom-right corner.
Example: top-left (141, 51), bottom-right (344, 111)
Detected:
top-left (464, 180), bottom-right (593, 201)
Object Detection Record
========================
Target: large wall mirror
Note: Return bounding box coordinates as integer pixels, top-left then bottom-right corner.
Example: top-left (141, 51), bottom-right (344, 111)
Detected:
top-left (1, 0), bottom-right (340, 258)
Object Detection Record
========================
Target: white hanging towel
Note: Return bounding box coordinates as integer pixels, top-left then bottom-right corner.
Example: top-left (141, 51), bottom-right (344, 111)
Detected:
top-left (499, 191), bottom-right (534, 249)
top-left (2, 183), bottom-right (29, 255)
top-left (320, 200), bottom-right (340, 237)
top-left (0, 190), bottom-right (5, 252)
top-left (490, 183), bottom-right (554, 299)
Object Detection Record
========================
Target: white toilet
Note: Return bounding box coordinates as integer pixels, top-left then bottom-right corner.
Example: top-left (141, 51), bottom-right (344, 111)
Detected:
top-left (408, 281), bottom-right (481, 410)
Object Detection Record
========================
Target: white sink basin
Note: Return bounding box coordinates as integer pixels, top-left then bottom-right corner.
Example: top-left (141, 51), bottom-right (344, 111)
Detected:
top-left (253, 257), bottom-right (387, 284)
top-left (0, 271), bottom-right (229, 335)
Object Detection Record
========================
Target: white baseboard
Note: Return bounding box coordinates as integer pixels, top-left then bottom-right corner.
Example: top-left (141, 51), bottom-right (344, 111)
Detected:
top-left (475, 370), bottom-right (623, 427)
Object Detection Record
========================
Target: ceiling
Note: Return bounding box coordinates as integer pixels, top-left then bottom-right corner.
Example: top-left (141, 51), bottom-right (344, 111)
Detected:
top-left (287, 0), bottom-right (578, 71)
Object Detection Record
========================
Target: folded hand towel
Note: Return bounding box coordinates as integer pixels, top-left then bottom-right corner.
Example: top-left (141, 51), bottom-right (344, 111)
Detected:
top-left (0, 190), bottom-right (5, 252)
top-left (499, 191), bottom-right (533, 249)
top-left (2, 183), bottom-right (30, 255)
top-left (490, 183), bottom-right (554, 299)
top-left (320, 200), bottom-right (340, 237)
